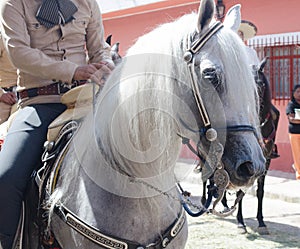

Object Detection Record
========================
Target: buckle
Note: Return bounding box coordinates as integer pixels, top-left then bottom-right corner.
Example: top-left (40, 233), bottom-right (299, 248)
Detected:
top-left (58, 82), bottom-right (71, 94)
top-left (71, 80), bottom-right (87, 88)
top-left (71, 80), bottom-right (79, 88)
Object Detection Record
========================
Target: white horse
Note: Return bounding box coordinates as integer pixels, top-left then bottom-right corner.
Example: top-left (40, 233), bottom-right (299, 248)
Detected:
top-left (24, 0), bottom-right (265, 248)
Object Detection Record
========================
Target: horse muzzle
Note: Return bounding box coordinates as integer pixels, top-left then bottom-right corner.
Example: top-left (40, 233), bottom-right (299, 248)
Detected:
top-left (222, 133), bottom-right (266, 187)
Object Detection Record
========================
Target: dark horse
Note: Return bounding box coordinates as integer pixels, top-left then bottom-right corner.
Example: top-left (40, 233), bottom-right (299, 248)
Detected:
top-left (105, 34), bottom-right (122, 66)
top-left (199, 57), bottom-right (280, 234)
top-left (231, 58), bottom-right (280, 235)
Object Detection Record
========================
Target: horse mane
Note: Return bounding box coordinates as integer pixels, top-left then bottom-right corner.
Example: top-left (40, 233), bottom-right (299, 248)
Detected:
top-left (94, 15), bottom-right (200, 171)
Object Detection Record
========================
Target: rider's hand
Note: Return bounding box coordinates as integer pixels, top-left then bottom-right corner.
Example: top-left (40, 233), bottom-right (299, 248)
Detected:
top-left (73, 61), bottom-right (115, 86)
top-left (0, 92), bottom-right (17, 105)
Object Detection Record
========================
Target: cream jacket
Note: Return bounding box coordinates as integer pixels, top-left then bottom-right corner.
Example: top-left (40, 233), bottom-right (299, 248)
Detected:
top-left (0, 0), bottom-right (112, 106)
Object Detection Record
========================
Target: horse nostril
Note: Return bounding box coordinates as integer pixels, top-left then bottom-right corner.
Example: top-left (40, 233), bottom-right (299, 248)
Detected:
top-left (237, 162), bottom-right (255, 179)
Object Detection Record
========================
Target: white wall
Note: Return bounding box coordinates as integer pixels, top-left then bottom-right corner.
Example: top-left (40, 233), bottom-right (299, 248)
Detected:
top-left (97, 0), bottom-right (166, 13)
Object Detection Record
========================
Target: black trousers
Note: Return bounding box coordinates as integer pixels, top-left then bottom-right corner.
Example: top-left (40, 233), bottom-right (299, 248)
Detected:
top-left (0, 103), bottom-right (66, 249)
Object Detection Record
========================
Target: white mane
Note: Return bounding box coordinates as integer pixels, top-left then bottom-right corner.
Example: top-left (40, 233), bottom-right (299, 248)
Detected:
top-left (94, 14), bottom-right (200, 175)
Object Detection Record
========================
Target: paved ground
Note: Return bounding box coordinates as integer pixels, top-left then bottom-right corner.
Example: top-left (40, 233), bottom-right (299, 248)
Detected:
top-left (175, 160), bottom-right (300, 249)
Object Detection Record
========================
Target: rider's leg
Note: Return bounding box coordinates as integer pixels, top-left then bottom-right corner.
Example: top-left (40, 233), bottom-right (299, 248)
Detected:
top-left (0, 103), bottom-right (66, 249)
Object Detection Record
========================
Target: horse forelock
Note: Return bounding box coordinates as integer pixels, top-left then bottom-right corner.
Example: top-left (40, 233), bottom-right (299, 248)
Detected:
top-left (213, 28), bottom-right (260, 127)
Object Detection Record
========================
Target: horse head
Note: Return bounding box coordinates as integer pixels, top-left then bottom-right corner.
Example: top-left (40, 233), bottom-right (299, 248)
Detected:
top-left (106, 34), bottom-right (122, 66)
top-left (254, 57), bottom-right (272, 123)
top-left (171, 2), bottom-right (266, 188)
top-left (95, 0), bottom-right (265, 192)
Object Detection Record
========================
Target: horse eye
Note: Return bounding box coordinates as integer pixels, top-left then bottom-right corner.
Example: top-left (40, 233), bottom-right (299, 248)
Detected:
top-left (202, 67), bottom-right (223, 91)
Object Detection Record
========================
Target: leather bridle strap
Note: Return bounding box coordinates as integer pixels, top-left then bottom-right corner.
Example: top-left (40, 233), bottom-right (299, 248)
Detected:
top-left (54, 203), bottom-right (186, 249)
top-left (184, 21), bottom-right (223, 142)
top-left (189, 21), bottom-right (224, 54)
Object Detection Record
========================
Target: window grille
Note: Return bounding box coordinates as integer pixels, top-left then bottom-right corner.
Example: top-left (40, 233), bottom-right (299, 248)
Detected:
top-left (248, 33), bottom-right (300, 100)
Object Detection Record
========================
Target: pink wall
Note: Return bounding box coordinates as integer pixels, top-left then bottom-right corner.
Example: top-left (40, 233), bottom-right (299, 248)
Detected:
top-left (270, 100), bottom-right (294, 173)
top-left (102, 1), bottom-right (199, 55)
top-left (225, 0), bottom-right (300, 35)
top-left (103, 0), bottom-right (300, 54)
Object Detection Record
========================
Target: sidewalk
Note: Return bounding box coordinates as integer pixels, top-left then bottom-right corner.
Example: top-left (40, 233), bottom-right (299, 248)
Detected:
top-left (248, 170), bottom-right (300, 203)
top-left (175, 159), bottom-right (300, 204)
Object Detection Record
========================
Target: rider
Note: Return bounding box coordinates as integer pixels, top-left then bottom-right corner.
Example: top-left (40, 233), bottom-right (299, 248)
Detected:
top-left (0, 34), bottom-right (17, 125)
top-left (0, 0), bottom-right (114, 248)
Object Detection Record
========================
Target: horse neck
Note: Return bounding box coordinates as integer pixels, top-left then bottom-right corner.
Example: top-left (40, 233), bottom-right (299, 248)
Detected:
top-left (52, 116), bottom-right (185, 247)
top-left (68, 106), bottom-right (182, 191)
top-left (258, 71), bottom-right (272, 123)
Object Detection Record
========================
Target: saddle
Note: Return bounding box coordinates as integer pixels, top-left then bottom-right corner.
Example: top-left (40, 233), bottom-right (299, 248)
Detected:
top-left (47, 83), bottom-right (99, 141)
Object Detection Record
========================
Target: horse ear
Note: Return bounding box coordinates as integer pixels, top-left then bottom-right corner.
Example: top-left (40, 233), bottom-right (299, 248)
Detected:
top-left (259, 56), bottom-right (269, 72)
top-left (106, 34), bottom-right (112, 45)
top-left (111, 42), bottom-right (120, 53)
top-left (223, 4), bottom-right (241, 32)
top-left (197, 0), bottom-right (215, 33)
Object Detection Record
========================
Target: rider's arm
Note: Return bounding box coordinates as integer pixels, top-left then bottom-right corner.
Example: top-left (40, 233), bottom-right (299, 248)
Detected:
top-left (0, 0), bottom-right (113, 86)
top-left (85, 0), bottom-right (113, 66)
top-left (0, 0), bottom-right (77, 83)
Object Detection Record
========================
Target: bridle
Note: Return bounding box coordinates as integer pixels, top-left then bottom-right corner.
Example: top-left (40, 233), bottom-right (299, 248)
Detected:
top-left (183, 21), bottom-right (258, 142)
top-left (177, 21), bottom-right (258, 217)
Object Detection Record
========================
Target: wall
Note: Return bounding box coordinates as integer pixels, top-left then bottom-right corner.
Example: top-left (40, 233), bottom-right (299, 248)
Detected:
top-left (102, 0), bottom-right (300, 53)
top-left (225, 0), bottom-right (300, 35)
top-left (102, 0), bottom-right (298, 173)
top-left (102, 0), bottom-right (199, 55)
